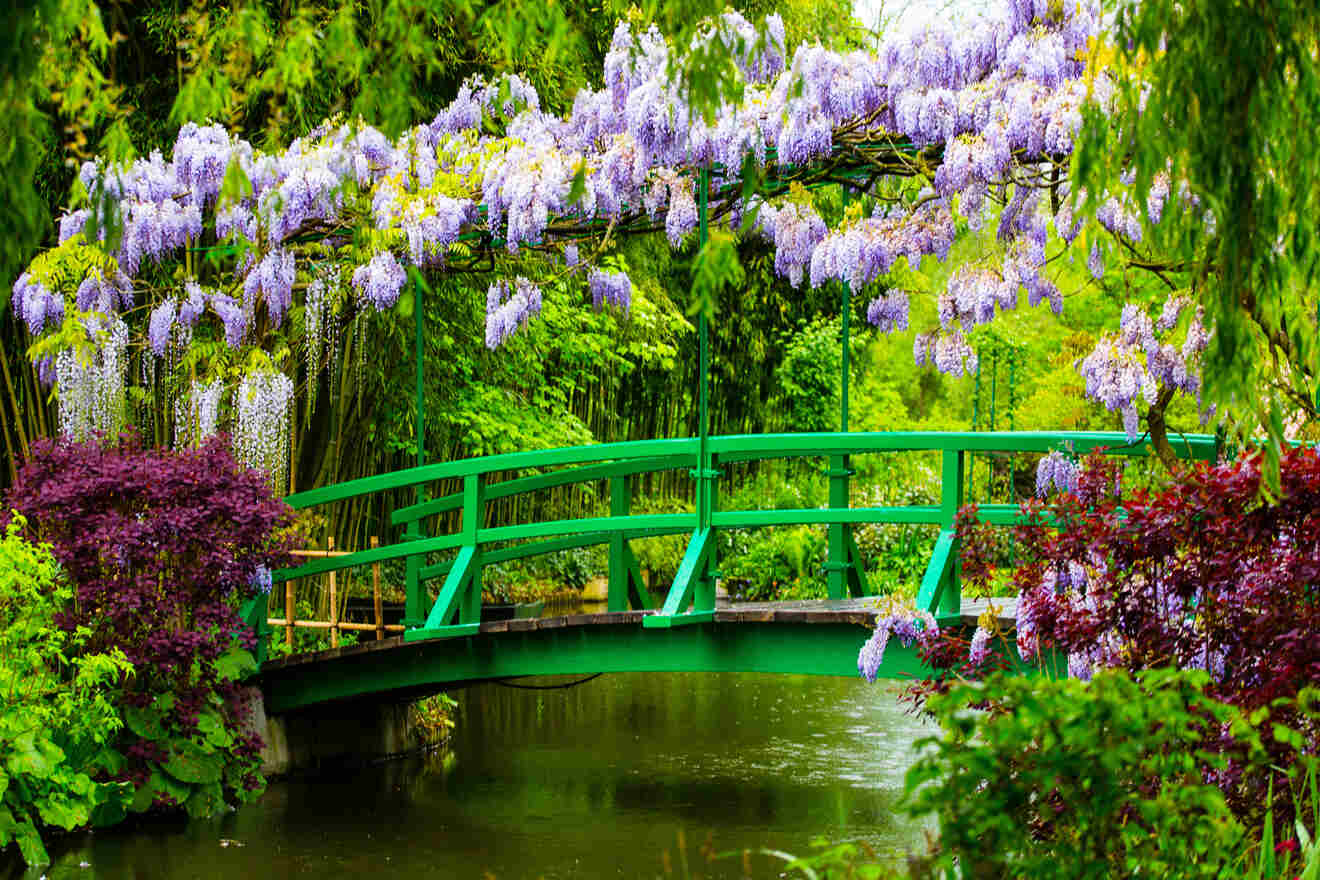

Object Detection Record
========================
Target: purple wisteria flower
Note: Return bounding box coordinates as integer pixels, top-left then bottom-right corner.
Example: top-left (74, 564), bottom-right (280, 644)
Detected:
top-left (968, 625), bottom-right (992, 666)
top-left (244, 249), bottom-right (296, 326)
top-left (756, 200), bottom-right (827, 288)
top-left (485, 277), bottom-right (544, 349)
top-left (857, 605), bottom-right (940, 682)
top-left (148, 297), bottom-right (179, 358)
top-left (588, 269), bottom-right (632, 312)
top-left (58, 209), bottom-right (91, 243)
top-left (1035, 449), bottom-right (1079, 497)
top-left (866, 292), bottom-right (910, 333)
top-left (351, 251), bottom-right (407, 310)
top-left (209, 293), bottom-right (249, 349)
top-left (12, 273), bottom-right (63, 334)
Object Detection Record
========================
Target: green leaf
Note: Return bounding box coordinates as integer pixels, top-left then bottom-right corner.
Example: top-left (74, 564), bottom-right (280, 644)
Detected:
top-left (214, 646), bottom-right (258, 682)
top-left (130, 770), bottom-right (192, 814)
top-left (90, 795), bottom-right (126, 829)
top-left (566, 163), bottom-right (588, 208)
top-left (123, 703), bottom-right (168, 741)
top-left (184, 782), bottom-right (225, 820)
top-left (0, 804), bottom-right (16, 845)
top-left (13, 816), bottom-right (48, 867)
top-left (162, 742), bottom-right (224, 785)
top-left (218, 156), bottom-right (254, 209)
top-left (197, 708), bottom-right (235, 750)
top-left (6, 736), bottom-right (60, 779)
top-left (36, 790), bottom-right (90, 830)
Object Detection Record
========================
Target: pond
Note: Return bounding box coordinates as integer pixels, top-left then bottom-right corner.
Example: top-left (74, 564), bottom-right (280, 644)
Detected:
top-left (27, 671), bottom-right (934, 878)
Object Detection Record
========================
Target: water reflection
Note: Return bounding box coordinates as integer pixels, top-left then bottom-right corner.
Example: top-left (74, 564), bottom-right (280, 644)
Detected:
top-left (28, 672), bottom-right (933, 879)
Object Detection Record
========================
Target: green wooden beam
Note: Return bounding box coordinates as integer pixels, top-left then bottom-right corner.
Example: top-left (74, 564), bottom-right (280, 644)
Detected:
top-left (273, 532), bottom-right (464, 582)
top-left (237, 595), bottom-right (269, 667)
top-left (423, 544), bottom-right (478, 631)
top-left (708, 430), bottom-right (1218, 462)
top-left (626, 551), bottom-right (654, 611)
top-left (418, 526), bottom-right (693, 583)
top-left (644, 528), bottom-right (714, 628)
top-left (916, 529), bottom-right (958, 617)
top-left (713, 507), bottom-right (943, 528)
top-left (390, 454), bottom-right (694, 526)
top-left (844, 528), bottom-right (870, 598)
top-left (479, 513), bottom-right (695, 545)
top-left (257, 620), bottom-right (1057, 716)
top-left (285, 430), bottom-right (1215, 512)
top-left (608, 476), bottom-right (631, 611)
top-left (285, 437), bottom-right (699, 510)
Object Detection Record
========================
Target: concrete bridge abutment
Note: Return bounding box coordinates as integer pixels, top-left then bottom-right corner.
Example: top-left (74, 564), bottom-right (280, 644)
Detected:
top-left (241, 686), bottom-right (444, 776)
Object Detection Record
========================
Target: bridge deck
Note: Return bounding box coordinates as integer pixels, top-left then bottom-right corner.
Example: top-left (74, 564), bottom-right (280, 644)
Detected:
top-left (261, 597), bottom-right (1018, 673)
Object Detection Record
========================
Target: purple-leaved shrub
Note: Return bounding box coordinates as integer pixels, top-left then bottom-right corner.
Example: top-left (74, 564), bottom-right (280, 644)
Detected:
top-left (4, 434), bottom-right (299, 814)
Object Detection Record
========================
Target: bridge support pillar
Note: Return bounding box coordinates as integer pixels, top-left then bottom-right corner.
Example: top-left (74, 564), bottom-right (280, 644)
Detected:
top-left (825, 455), bottom-right (868, 599)
top-left (244, 686), bottom-right (443, 776)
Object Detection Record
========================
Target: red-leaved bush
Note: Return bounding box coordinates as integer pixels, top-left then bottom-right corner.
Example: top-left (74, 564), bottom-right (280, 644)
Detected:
top-left (950, 445), bottom-right (1320, 823)
top-left (3, 434), bottom-right (298, 808)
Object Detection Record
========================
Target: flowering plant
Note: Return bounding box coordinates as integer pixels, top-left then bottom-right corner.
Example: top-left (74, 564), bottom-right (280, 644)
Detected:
top-left (3, 434), bottom-right (301, 815)
top-left (950, 446), bottom-right (1320, 827)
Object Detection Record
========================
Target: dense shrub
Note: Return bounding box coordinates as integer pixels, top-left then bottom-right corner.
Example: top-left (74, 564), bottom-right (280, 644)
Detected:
top-left (951, 445), bottom-right (1320, 827)
top-left (0, 517), bottom-right (132, 866)
top-left (905, 670), bottom-right (1318, 880)
top-left (4, 435), bottom-right (298, 825)
top-left (908, 670), bottom-right (1244, 878)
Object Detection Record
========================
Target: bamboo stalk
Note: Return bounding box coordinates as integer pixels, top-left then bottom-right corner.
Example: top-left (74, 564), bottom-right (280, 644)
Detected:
top-left (285, 577), bottom-right (295, 648)
top-left (266, 619), bottom-right (404, 633)
top-left (0, 342), bottom-right (30, 461)
top-left (372, 536), bottom-right (383, 640)
top-left (327, 536), bottom-right (338, 648)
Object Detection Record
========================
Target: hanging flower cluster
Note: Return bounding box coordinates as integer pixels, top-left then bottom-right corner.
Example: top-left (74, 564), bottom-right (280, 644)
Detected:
top-left (54, 316), bottom-right (128, 441)
top-left (1079, 295), bottom-right (1210, 440)
top-left (10, 0), bottom-right (1205, 481)
top-left (857, 597), bottom-right (941, 683)
top-left (234, 371), bottom-right (295, 490)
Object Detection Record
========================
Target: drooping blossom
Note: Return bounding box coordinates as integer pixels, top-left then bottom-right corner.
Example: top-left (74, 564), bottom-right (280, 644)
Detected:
top-left (351, 251), bottom-right (408, 310)
top-left (588, 269), bottom-right (632, 312)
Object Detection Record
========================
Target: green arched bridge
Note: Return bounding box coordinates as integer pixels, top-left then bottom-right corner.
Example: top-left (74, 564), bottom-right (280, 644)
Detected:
top-left (247, 430), bottom-right (1217, 714)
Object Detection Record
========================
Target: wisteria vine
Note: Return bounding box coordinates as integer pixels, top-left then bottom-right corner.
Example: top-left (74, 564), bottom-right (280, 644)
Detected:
top-left (10, 0), bottom-right (1204, 482)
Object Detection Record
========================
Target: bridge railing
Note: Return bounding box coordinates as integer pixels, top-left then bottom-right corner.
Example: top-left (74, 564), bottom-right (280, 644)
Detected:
top-left (269, 430), bottom-right (1217, 646)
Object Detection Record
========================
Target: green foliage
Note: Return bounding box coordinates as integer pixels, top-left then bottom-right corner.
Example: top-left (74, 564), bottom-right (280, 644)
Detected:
top-left (905, 669), bottom-right (1252, 879)
top-left (115, 677), bottom-right (265, 822)
top-left (0, 516), bottom-right (133, 866)
top-left (409, 692), bottom-right (458, 742)
top-left (851, 456), bottom-right (941, 597)
top-left (483, 545), bottom-right (604, 602)
top-left (1076, 0), bottom-right (1320, 472)
top-left (629, 497), bottom-right (695, 587)
top-left (722, 525), bottom-right (826, 601)
top-left (689, 227), bottom-right (744, 321)
top-left (773, 317), bottom-right (841, 433)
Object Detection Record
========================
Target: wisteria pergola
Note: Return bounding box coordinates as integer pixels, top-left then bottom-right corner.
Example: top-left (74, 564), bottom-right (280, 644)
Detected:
top-left (10, 0), bottom-right (1208, 590)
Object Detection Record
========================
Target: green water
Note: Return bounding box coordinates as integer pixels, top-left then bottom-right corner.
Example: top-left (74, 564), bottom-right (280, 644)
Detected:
top-left (27, 672), bottom-right (933, 879)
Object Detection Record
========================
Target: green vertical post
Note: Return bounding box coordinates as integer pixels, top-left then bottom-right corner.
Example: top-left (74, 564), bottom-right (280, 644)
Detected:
top-left (987, 352), bottom-right (998, 502)
top-left (403, 275), bottom-right (427, 629)
top-left (937, 448), bottom-right (964, 618)
top-left (695, 168), bottom-right (717, 610)
top-left (827, 186), bottom-right (853, 599)
top-left (608, 476), bottom-right (630, 612)
top-left (459, 473), bottom-right (484, 625)
top-left (415, 276), bottom-right (426, 469)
